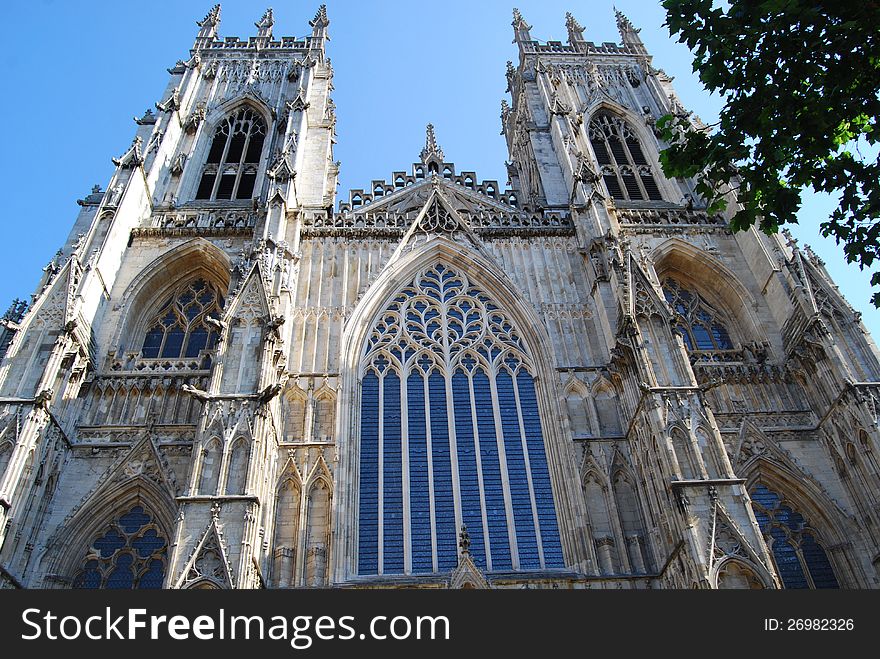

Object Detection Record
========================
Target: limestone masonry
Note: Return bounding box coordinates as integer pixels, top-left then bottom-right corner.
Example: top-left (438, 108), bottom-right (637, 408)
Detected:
top-left (0, 5), bottom-right (877, 589)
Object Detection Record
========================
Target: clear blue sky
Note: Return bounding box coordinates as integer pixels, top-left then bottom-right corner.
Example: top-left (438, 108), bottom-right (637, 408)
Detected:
top-left (0, 0), bottom-right (876, 338)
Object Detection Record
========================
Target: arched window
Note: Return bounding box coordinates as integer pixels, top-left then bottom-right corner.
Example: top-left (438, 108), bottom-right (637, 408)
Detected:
top-left (661, 277), bottom-right (733, 351)
top-left (750, 484), bottom-right (839, 589)
top-left (72, 505), bottom-right (167, 589)
top-left (225, 439), bottom-right (249, 495)
top-left (283, 394), bottom-right (307, 441)
top-left (195, 107), bottom-right (266, 200)
top-left (314, 396), bottom-right (335, 441)
top-left (141, 279), bottom-right (225, 359)
top-left (274, 477), bottom-right (301, 588)
top-left (357, 263), bottom-right (564, 576)
top-left (588, 113), bottom-right (662, 201)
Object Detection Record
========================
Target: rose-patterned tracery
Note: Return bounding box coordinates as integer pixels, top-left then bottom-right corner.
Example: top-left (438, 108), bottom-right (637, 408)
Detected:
top-left (358, 262), bottom-right (564, 576)
top-left (71, 505), bottom-right (167, 589)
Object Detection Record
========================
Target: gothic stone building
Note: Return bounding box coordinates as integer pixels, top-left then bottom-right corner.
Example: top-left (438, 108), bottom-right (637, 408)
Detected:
top-left (0, 5), bottom-right (878, 590)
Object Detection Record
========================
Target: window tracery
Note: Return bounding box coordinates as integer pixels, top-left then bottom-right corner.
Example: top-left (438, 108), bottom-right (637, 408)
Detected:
top-left (588, 113), bottom-right (662, 201)
top-left (195, 107), bottom-right (266, 200)
top-left (661, 277), bottom-right (734, 351)
top-left (141, 279), bottom-right (225, 360)
top-left (71, 505), bottom-right (167, 589)
top-left (357, 263), bottom-right (564, 576)
top-left (750, 484), bottom-right (839, 589)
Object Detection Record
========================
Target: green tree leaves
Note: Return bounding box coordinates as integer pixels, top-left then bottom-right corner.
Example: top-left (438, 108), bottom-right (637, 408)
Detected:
top-left (659, 0), bottom-right (880, 304)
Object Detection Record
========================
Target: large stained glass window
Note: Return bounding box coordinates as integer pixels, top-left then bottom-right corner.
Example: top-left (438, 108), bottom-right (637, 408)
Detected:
top-left (588, 113), bottom-right (663, 202)
top-left (141, 278), bottom-right (225, 360)
top-left (357, 263), bottom-right (564, 575)
top-left (72, 505), bottom-right (167, 589)
top-left (195, 107), bottom-right (266, 200)
top-left (750, 484), bottom-right (839, 589)
top-left (662, 277), bottom-right (734, 351)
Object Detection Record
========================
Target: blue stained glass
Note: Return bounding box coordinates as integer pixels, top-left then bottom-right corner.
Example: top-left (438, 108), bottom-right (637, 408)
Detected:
top-left (497, 371), bottom-right (540, 569)
top-left (383, 372), bottom-right (404, 574)
top-left (73, 561), bottom-right (101, 589)
top-left (358, 263), bottom-right (567, 576)
top-left (473, 371), bottom-right (511, 570)
top-left (453, 372), bottom-right (486, 569)
top-left (750, 485), bottom-right (779, 518)
top-left (776, 506), bottom-right (805, 531)
top-left (138, 559), bottom-right (165, 589)
top-left (517, 372), bottom-right (565, 568)
top-left (408, 373), bottom-right (432, 573)
top-left (770, 527), bottom-right (808, 589)
top-left (118, 506), bottom-right (151, 533)
top-left (142, 328), bottom-right (163, 358)
top-left (429, 373), bottom-right (457, 570)
top-left (94, 528), bottom-right (126, 558)
top-left (693, 324), bottom-right (714, 350)
top-left (105, 552), bottom-right (135, 589)
top-left (358, 372), bottom-right (380, 574)
top-left (74, 507), bottom-right (167, 589)
top-left (185, 327), bottom-right (209, 357)
top-left (801, 533), bottom-right (839, 589)
top-left (161, 327), bottom-right (185, 358)
top-left (132, 528), bottom-right (165, 558)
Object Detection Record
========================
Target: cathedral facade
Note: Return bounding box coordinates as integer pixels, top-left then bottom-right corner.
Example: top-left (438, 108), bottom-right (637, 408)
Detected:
top-left (0, 5), bottom-right (878, 590)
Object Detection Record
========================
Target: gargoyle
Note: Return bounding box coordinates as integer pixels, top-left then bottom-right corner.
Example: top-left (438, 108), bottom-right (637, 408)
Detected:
top-left (181, 384), bottom-right (211, 402)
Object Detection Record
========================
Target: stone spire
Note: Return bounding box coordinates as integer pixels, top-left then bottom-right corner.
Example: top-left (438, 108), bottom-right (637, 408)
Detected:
top-left (255, 8), bottom-right (274, 38)
top-left (420, 123), bottom-right (444, 167)
top-left (310, 4), bottom-right (330, 39)
top-left (512, 8), bottom-right (532, 44)
top-left (565, 12), bottom-right (586, 45)
top-left (196, 4), bottom-right (221, 40)
top-left (615, 7), bottom-right (646, 53)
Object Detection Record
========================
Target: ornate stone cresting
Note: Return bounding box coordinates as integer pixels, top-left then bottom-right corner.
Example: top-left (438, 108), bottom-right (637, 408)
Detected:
top-left (0, 7), bottom-right (877, 596)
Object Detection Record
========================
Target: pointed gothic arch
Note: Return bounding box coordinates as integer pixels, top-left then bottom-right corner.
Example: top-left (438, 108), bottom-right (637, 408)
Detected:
top-left (281, 385), bottom-right (309, 442)
top-left (224, 437), bottom-right (250, 495)
top-left (585, 103), bottom-right (669, 202)
top-left (198, 437), bottom-right (222, 495)
top-left (40, 476), bottom-right (176, 589)
top-left (304, 476), bottom-right (332, 587)
top-left (712, 557), bottom-right (771, 589)
top-left (273, 462), bottom-right (303, 588)
top-left (591, 378), bottom-right (623, 437)
top-left (563, 376), bottom-right (591, 439)
top-left (112, 239), bottom-right (231, 357)
top-left (179, 97), bottom-right (275, 203)
top-left (743, 461), bottom-right (853, 588)
top-left (651, 239), bottom-right (763, 347)
top-left (312, 386), bottom-right (337, 443)
top-left (333, 238), bottom-right (588, 581)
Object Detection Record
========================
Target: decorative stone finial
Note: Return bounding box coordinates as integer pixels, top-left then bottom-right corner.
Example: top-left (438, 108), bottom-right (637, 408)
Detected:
top-left (197, 4), bottom-right (221, 32)
top-left (256, 8), bottom-right (274, 37)
top-left (420, 123), bottom-right (444, 165)
top-left (512, 8), bottom-right (530, 30)
top-left (459, 525), bottom-right (471, 554)
top-left (566, 12), bottom-right (585, 43)
top-left (614, 6), bottom-right (644, 48)
top-left (112, 136), bottom-right (144, 169)
top-left (310, 4), bottom-right (329, 30)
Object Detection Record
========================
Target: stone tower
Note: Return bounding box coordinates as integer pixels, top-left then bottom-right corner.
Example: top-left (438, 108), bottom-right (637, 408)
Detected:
top-left (0, 6), bottom-right (877, 590)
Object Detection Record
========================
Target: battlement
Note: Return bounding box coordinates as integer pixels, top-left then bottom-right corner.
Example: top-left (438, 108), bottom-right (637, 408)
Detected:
top-left (195, 35), bottom-right (323, 54)
top-left (523, 40), bottom-right (634, 57)
top-left (338, 163), bottom-right (519, 214)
